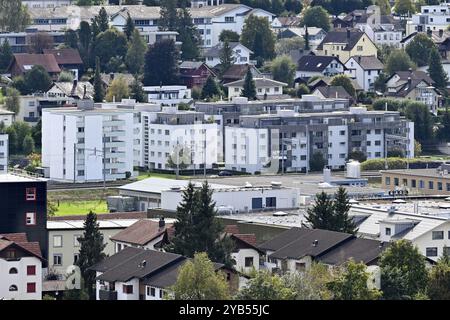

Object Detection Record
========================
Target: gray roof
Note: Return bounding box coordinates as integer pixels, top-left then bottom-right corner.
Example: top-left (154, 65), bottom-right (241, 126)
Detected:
top-left (314, 86), bottom-right (353, 100)
top-left (317, 30), bottom-right (365, 51)
top-left (179, 61), bottom-right (205, 69)
top-left (297, 55), bottom-right (341, 72)
top-left (203, 42), bottom-right (252, 58)
top-left (349, 55), bottom-right (384, 70)
top-left (224, 77), bottom-right (287, 87)
top-left (50, 81), bottom-right (94, 99)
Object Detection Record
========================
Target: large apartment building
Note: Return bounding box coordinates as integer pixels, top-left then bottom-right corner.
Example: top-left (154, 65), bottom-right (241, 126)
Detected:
top-left (406, 3), bottom-right (450, 36)
top-left (225, 107), bottom-right (414, 173)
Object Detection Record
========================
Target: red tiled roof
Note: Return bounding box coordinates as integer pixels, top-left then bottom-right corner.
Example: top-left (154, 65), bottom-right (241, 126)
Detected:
top-left (0, 233), bottom-right (43, 260)
top-left (43, 48), bottom-right (83, 65)
top-left (224, 225), bottom-right (240, 235)
top-left (0, 233), bottom-right (28, 243)
top-left (11, 53), bottom-right (61, 73)
top-left (17, 242), bottom-right (43, 260)
top-left (110, 219), bottom-right (172, 246)
top-left (233, 234), bottom-right (257, 247)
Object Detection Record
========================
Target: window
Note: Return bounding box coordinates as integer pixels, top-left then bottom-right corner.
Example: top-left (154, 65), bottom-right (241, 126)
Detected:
top-left (252, 197), bottom-right (263, 209)
top-left (444, 247), bottom-right (450, 256)
top-left (438, 182), bottom-right (443, 191)
top-left (74, 254), bottom-right (79, 264)
top-left (432, 231), bottom-right (444, 240)
top-left (426, 247), bottom-right (438, 257)
top-left (26, 188), bottom-right (36, 201)
top-left (385, 177), bottom-right (390, 185)
top-left (149, 287), bottom-right (156, 297)
top-left (411, 179), bottom-right (417, 188)
top-left (53, 235), bottom-right (62, 248)
top-left (385, 228), bottom-right (391, 236)
top-left (27, 282), bottom-right (36, 293)
top-left (74, 234), bottom-right (81, 247)
top-left (9, 267), bottom-right (18, 274)
top-left (9, 285), bottom-right (18, 291)
top-left (245, 257), bottom-right (254, 267)
top-left (428, 181), bottom-right (434, 189)
top-left (159, 289), bottom-right (164, 299)
top-left (53, 254), bottom-right (62, 266)
top-left (266, 197), bottom-right (277, 208)
top-left (123, 284), bottom-right (133, 294)
top-left (296, 262), bottom-right (306, 272)
top-left (225, 16), bottom-right (234, 23)
top-left (26, 212), bottom-right (36, 226)
top-left (27, 265), bottom-right (36, 276)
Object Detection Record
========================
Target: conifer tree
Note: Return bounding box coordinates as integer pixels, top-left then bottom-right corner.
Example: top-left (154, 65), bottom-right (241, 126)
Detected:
top-left (219, 39), bottom-right (233, 77)
top-left (333, 187), bottom-right (358, 234)
top-left (303, 191), bottom-right (335, 230)
top-left (201, 76), bottom-right (221, 100)
top-left (241, 67), bottom-right (256, 100)
top-left (93, 57), bottom-right (105, 103)
top-left (0, 40), bottom-right (13, 72)
top-left (158, 0), bottom-right (178, 31)
top-left (304, 26), bottom-right (310, 51)
top-left (124, 13), bottom-right (135, 41)
top-left (125, 29), bottom-right (146, 75)
top-left (428, 46), bottom-right (448, 89)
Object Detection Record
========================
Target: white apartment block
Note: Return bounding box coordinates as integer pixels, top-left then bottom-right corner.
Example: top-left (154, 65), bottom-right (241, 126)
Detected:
top-left (143, 85), bottom-right (192, 107)
top-left (42, 102), bottom-right (136, 182)
top-left (406, 3), bottom-right (450, 36)
top-left (0, 134), bottom-right (8, 174)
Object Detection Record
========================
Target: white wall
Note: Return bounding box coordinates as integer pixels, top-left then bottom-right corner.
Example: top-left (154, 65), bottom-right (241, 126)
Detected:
top-left (328, 125), bottom-right (348, 168)
top-left (0, 134), bottom-right (8, 173)
top-left (232, 248), bottom-right (260, 274)
top-left (0, 257), bottom-right (42, 300)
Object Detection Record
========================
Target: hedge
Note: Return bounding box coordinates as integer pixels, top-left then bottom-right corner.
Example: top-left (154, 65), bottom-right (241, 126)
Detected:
top-left (361, 157), bottom-right (443, 171)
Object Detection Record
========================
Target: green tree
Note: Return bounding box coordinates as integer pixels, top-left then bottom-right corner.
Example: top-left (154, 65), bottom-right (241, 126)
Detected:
top-left (93, 57), bottom-right (105, 103)
top-left (284, 0), bottom-right (303, 14)
top-left (106, 76), bottom-right (130, 102)
top-left (170, 252), bottom-right (230, 300)
top-left (6, 126), bottom-right (17, 154)
top-left (330, 75), bottom-right (355, 97)
top-left (177, 7), bottom-right (200, 60)
top-left (428, 46), bottom-right (448, 89)
top-left (24, 65), bottom-right (53, 94)
top-left (327, 260), bottom-right (382, 300)
top-left (143, 39), bottom-right (179, 86)
top-left (219, 30), bottom-right (240, 42)
top-left (373, 72), bottom-right (388, 93)
top-left (23, 134), bottom-right (35, 155)
top-left (271, 0), bottom-right (285, 15)
top-left (124, 13), bottom-right (135, 41)
top-left (384, 50), bottom-right (416, 75)
top-left (427, 254), bottom-right (450, 300)
top-left (303, 191), bottom-right (335, 230)
top-left (309, 151), bottom-right (326, 172)
top-left (0, 0), bottom-right (30, 32)
top-left (0, 40), bottom-right (13, 72)
top-left (28, 32), bottom-right (54, 54)
top-left (348, 150), bottom-right (367, 162)
top-left (93, 28), bottom-right (128, 68)
top-left (236, 270), bottom-right (297, 300)
top-left (64, 29), bottom-right (79, 49)
top-left (219, 40), bottom-right (233, 77)
top-left (241, 15), bottom-right (275, 63)
top-left (125, 29), bottom-right (146, 75)
top-left (301, 6), bottom-right (331, 32)
top-left (78, 21), bottom-right (92, 67)
top-left (404, 101), bottom-right (433, 143)
top-left (405, 33), bottom-right (436, 67)
top-left (76, 211), bottom-right (107, 300)
top-left (58, 71), bottom-right (74, 82)
top-left (241, 67), bottom-right (256, 100)
top-left (94, 7), bottom-right (109, 33)
top-left (275, 37), bottom-right (304, 56)
top-left (4, 87), bottom-right (20, 115)
top-left (158, 0), bottom-right (178, 31)
top-left (394, 0), bottom-right (416, 15)
top-left (201, 76), bottom-right (221, 100)
top-left (296, 84), bottom-right (310, 98)
top-left (271, 55), bottom-right (296, 87)
top-left (379, 240), bottom-right (428, 300)
top-left (130, 77), bottom-right (145, 102)
top-left (333, 187), bottom-right (358, 235)
top-left (286, 262), bottom-right (334, 300)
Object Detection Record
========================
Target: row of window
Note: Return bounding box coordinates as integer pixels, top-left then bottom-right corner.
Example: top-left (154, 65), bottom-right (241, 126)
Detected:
top-left (386, 177), bottom-right (450, 191)
top-left (8, 265), bottom-right (36, 275)
top-left (8, 283), bottom-right (36, 293)
top-left (426, 247), bottom-right (450, 257)
top-left (53, 253), bottom-right (79, 266)
top-left (53, 234), bottom-right (81, 248)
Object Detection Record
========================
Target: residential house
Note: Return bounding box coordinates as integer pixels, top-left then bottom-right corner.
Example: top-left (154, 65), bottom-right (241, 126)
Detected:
top-left (43, 48), bottom-right (83, 80)
top-left (47, 80), bottom-right (94, 100)
top-left (296, 55), bottom-right (345, 80)
top-left (221, 64), bottom-right (262, 84)
top-left (312, 86), bottom-right (354, 104)
top-left (203, 42), bottom-right (253, 68)
top-left (7, 53), bottom-right (61, 79)
top-left (406, 2), bottom-right (450, 36)
top-left (271, 16), bottom-right (302, 30)
top-left (143, 85), bottom-right (192, 106)
top-left (0, 134), bottom-right (8, 174)
top-left (179, 61), bottom-right (217, 88)
top-left (276, 27), bottom-right (327, 50)
top-left (17, 94), bottom-right (70, 126)
top-left (224, 77), bottom-right (287, 100)
top-left (344, 55), bottom-right (384, 91)
top-left (0, 109), bottom-right (15, 127)
top-left (22, 0), bottom-right (74, 7)
top-left (91, 247), bottom-right (240, 300)
top-left (0, 32), bottom-right (64, 54)
top-left (315, 29), bottom-right (378, 64)
top-left (258, 227), bottom-right (385, 277)
top-left (0, 233), bottom-right (43, 300)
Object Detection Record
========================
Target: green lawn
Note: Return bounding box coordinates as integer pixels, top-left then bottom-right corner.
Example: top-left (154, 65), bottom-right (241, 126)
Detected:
top-left (53, 200), bottom-right (108, 216)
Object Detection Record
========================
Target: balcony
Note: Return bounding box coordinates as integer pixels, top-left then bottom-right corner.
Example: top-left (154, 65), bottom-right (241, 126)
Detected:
top-left (105, 141), bottom-right (126, 148)
top-left (104, 162), bottom-right (126, 169)
top-left (99, 289), bottom-right (117, 300)
top-left (103, 120), bottom-right (125, 127)
top-left (104, 130), bottom-right (126, 137)
top-left (24, 116), bottom-right (39, 123)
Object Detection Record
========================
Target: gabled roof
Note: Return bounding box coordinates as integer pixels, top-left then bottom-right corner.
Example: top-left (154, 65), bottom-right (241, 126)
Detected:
top-left (348, 55), bottom-right (384, 70)
top-left (91, 247), bottom-right (185, 282)
top-left (9, 53), bottom-right (61, 73)
top-left (0, 233), bottom-right (43, 260)
top-left (274, 16), bottom-right (302, 27)
top-left (43, 48), bottom-right (83, 65)
top-left (259, 227), bottom-right (353, 260)
top-left (297, 55), bottom-right (341, 72)
top-left (224, 77), bottom-right (287, 87)
top-left (221, 64), bottom-right (261, 82)
top-left (387, 79), bottom-right (437, 97)
top-left (314, 86), bottom-right (353, 100)
top-left (180, 61), bottom-right (205, 70)
top-left (389, 70), bottom-right (434, 84)
top-left (203, 42), bottom-right (253, 58)
top-left (50, 81), bottom-right (94, 99)
top-left (110, 219), bottom-right (172, 246)
top-left (317, 30), bottom-right (365, 51)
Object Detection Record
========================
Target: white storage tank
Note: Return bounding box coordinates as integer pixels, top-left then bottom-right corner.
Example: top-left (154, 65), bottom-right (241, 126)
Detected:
top-left (346, 160), bottom-right (361, 179)
top-left (323, 167), bottom-right (331, 183)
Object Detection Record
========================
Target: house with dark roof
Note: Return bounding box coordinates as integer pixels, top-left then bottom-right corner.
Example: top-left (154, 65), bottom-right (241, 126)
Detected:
top-left (258, 227), bottom-right (386, 274)
top-left (7, 53), bottom-right (61, 79)
top-left (0, 233), bottom-right (44, 300)
top-left (312, 86), bottom-right (355, 104)
top-left (344, 55), bottom-right (384, 91)
top-left (220, 64), bottom-right (261, 84)
top-left (296, 55), bottom-right (345, 80)
top-left (179, 61), bottom-right (216, 88)
top-left (43, 48), bottom-right (83, 80)
top-left (90, 247), bottom-right (240, 300)
top-left (316, 29), bottom-right (378, 64)
top-left (276, 27), bottom-right (327, 50)
top-left (203, 42), bottom-right (253, 68)
top-left (110, 218), bottom-right (172, 254)
top-left (224, 77), bottom-right (288, 100)
top-left (47, 80), bottom-right (94, 100)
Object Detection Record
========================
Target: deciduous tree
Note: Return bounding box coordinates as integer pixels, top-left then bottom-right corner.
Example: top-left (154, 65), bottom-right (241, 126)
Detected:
top-left (143, 39), bottom-right (179, 86)
top-left (405, 33), bottom-right (436, 67)
top-left (301, 6), bottom-right (331, 32)
top-left (125, 29), bottom-right (146, 75)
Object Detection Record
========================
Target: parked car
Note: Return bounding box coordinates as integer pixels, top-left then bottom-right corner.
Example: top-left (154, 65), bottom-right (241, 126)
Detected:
top-left (218, 170), bottom-right (232, 176)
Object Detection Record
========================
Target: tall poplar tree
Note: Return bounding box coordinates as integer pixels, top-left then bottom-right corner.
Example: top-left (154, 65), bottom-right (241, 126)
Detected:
top-left (241, 67), bottom-right (256, 100)
top-left (93, 57), bottom-right (105, 103)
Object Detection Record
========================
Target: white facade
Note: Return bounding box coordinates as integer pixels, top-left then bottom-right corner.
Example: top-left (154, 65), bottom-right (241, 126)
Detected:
top-left (42, 106), bottom-right (136, 182)
top-left (232, 248), bottom-right (260, 274)
top-left (143, 86), bottom-right (192, 106)
top-left (18, 94), bottom-right (71, 126)
top-left (204, 43), bottom-right (252, 67)
top-left (0, 110), bottom-right (15, 127)
top-left (0, 134), bottom-right (8, 174)
top-left (0, 256), bottom-right (42, 300)
top-left (344, 57), bottom-right (383, 91)
top-left (225, 78), bottom-right (286, 100)
top-left (406, 3), bottom-right (450, 36)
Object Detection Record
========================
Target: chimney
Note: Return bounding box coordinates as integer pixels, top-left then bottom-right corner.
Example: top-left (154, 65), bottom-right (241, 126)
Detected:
top-left (407, 76), bottom-right (412, 86)
top-left (347, 28), bottom-right (351, 39)
top-left (312, 240), bottom-right (319, 247)
top-left (159, 216), bottom-right (165, 229)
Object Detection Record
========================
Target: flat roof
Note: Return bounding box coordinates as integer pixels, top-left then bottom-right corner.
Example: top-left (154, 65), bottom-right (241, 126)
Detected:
top-left (0, 173), bottom-right (45, 183)
top-left (381, 169), bottom-right (450, 179)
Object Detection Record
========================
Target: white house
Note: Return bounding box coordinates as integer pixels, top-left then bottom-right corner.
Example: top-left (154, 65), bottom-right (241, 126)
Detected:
top-left (0, 233), bottom-right (43, 300)
top-left (0, 109), bottom-right (15, 127)
top-left (42, 101), bottom-right (137, 182)
top-left (344, 55), bottom-right (384, 91)
top-left (17, 94), bottom-right (71, 126)
top-left (143, 85), bottom-right (192, 106)
top-left (406, 2), bottom-right (450, 36)
top-left (296, 55), bottom-right (345, 80)
top-left (224, 78), bottom-right (287, 100)
top-left (0, 134), bottom-right (8, 174)
top-left (203, 42), bottom-right (253, 67)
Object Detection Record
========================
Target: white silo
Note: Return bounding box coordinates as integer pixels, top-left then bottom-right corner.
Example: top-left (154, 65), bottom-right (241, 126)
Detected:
top-left (346, 160), bottom-right (361, 179)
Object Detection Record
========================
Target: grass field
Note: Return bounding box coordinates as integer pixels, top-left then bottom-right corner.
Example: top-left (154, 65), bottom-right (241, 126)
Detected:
top-left (53, 200), bottom-right (108, 216)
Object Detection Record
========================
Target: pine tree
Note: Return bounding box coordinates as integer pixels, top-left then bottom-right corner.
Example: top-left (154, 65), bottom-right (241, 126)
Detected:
top-left (124, 13), bottom-right (135, 41)
top-left (130, 77), bottom-right (145, 102)
top-left (428, 46), bottom-right (448, 89)
top-left (219, 40), bottom-right (233, 77)
top-left (333, 187), bottom-right (358, 234)
top-left (158, 0), bottom-right (178, 31)
top-left (93, 57), bottom-right (105, 103)
top-left (304, 27), bottom-right (310, 51)
top-left (201, 76), bottom-right (221, 100)
top-left (241, 67), bottom-right (256, 100)
top-left (303, 191), bottom-right (335, 230)
top-left (143, 39), bottom-right (179, 86)
top-left (125, 29), bottom-right (146, 75)
top-left (97, 7), bottom-right (109, 32)
top-left (76, 211), bottom-right (106, 300)
top-left (177, 7), bottom-right (200, 60)
top-left (0, 40), bottom-right (13, 72)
